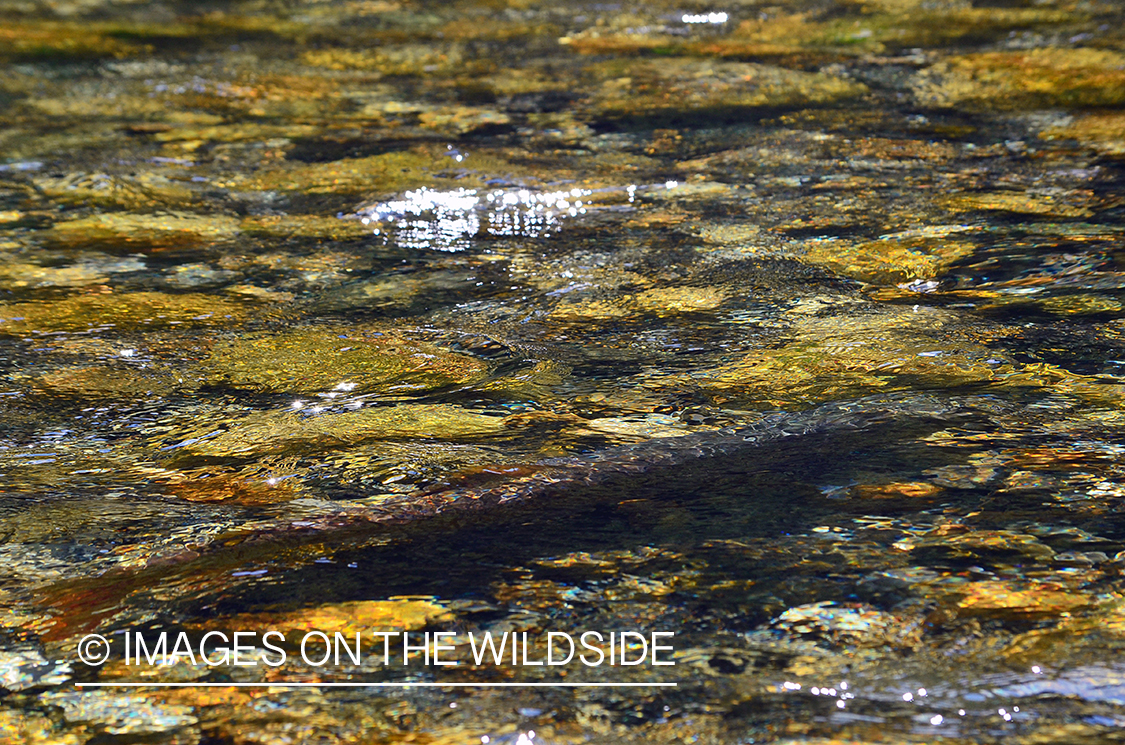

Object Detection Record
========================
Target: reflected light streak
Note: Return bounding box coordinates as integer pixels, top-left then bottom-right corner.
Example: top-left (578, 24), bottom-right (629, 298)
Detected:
top-left (357, 186), bottom-right (593, 251)
top-left (350, 182), bottom-right (684, 252)
top-left (682, 12), bottom-right (728, 24)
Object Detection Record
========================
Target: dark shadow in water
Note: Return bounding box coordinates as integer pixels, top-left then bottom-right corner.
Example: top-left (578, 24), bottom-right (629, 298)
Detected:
top-left (196, 415), bottom-right (961, 617)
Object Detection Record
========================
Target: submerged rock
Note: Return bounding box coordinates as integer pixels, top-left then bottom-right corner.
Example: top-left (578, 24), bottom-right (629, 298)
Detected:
top-left (34, 364), bottom-right (188, 399)
top-left (40, 691), bottom-right (197, 736)
top-left (222, 597), bottom-right (452, 637)
top-left (800, 236), bottom-right (975, 285)
top-left (240, 147), bottom-right (526, 195)
top-left (913, 49), bottom-right (1125, 110)
top-left (0, 649), bottom-right (71, 691)
top-left (49, 212), bottom-right (240, 248)
top-left (31, 172), bottom-right (196, 210)
top-left (953, 580), bottom-right (1094, 618)
top-left (553, 286), bottom-right (729, 321)
top-left (672, 303), bottom-right (1004, 407)
top-left (5, 0), bottom-right (1125, 741)
top-left (769, 601), bottom-right (915, 650)
top-left (201, 326), bottom-right (489, 394)
top-left (586, 59), bottom-right (868, 119)
top-left (0, 292), bottom-right (253, 334)
top-left (1043, 112), bottom-right (1125, 156)
top-left (0, 254), bottom-right (145, 289)
top-left (184, 404), bottom-right (509, 458)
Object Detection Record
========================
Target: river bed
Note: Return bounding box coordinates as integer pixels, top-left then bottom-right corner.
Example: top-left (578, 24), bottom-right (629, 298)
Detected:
top-left (2, 0), bottom-right (1125, 742)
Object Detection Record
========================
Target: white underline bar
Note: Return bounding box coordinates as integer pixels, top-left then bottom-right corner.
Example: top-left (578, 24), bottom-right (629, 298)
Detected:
top-left (75, 682), bottom-right (677, 688)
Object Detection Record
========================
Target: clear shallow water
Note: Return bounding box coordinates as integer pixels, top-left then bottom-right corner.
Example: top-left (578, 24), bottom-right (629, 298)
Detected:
top-left (2, 0), bottom-right (1125, 742)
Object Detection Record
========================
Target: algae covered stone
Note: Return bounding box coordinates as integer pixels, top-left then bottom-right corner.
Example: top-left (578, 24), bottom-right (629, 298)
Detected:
top-left (0, 292), bottom-right (252, 334)
top-left (770, 601), bottom-right (909, 650)
top-left (955, 581), bottom-right (1094, 618)
top-left (553, 286), bottom-right (729, 321)
top-left (800, 236), bottom-right (975, 285)
top-left (239, 147), bottom-right (524, 195)
top-left (34, 365), bottom-right (187, 399)
top-left (579, 414), bottom-right (697, 442)
top-left (202, 326), bottom-right (489, 394)
top-left (222, 597), bottom-right (452, 638)
top-left (186, 404), bottom-right (508, 457)
top-left (0, 260), bottom-right (115, 289)
top-left (587, 59), bottom-right (867, 120)
top-left (1042, 112), bottom-right (1125, 156)
top-left (31, 172), bottom-right (196, 210)
top-left (49, 212), bottom-right (241, 248)
top-left (681, 304), bottom-right (1004, 407)
top-left (913, 49), bottom-right (1125, 111)
top-left (943, 191), bottom-right (1095, 219)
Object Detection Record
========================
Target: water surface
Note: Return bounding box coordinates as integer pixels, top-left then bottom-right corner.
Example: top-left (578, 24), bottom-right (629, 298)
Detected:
top-left (2, 0), bottom-right (1125, 742)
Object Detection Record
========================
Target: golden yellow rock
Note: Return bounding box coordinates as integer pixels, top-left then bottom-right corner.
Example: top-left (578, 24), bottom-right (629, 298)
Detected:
top-left (302, 42), bottom-right (476, 75)
top-left (943, 191), bottom-right (1094, 219)
top-left (26, 94), bottom-right (168, 120)
top-left (580, 414), bottom-right (696, 442)
top-left (240, 149), bottom-right (476, 193)
top-left (1097, 601), bottom-right (1125, 637)
top-left (710, 12), bottom-right (840, 55)
top-left (163, 468), bottom-right (308, 505)
top-left (0, 262), bottom-right (108, 289)
top-left (239, 215), bottom-right (376, 241)
top-left (561, 11), bottom-right (856, 57)
top-left (588, 59), bottom-right (867, 118)
top-left (0, 292), bottom-right (251, 334)
top-left (991, 362), bottom-right (1125, 408)
top-left (507, 252), bottom-right (651, 294)
top-left (151, 686), bottom-right (258, 708)
top-left (301, 48), bottom-right (384, 71)
top-left (1040, 294), bottom-right (1123, 316)
top-left (50, 212), bottom-right (241, 247)
top-left (186, 405), bottom-right (508, 457)
top-left (225, 285), bottom-right (296, 302)
top-left (34, 365), bottom-right (186, 399)
top-left (684, 305), bottom-right (1001, 407)
top-left (906, 528), bottom-right (1057, 560)
top-left (914, 48), bottom-right (1125, 110)
top-left (563, 6), bottom-right (1072, 60)
top-left (694, 222), bottom-right (761, 246)
top-left (202, 326), bottom-right (489, 393)
top-left (1043, 111), bottom-right (1125, 155)
top-left (0, 709), bottom-right (82, 745)
top-left (32, 173), bottom-right (195, 210)
top-left (0, 21), bottom-right (148, 61)
top-left (694, 221), bottom-right (977, 284)
top-left (418, 106), bottom-right (512, 135)
top-left (475, 360), bottom-right (570, 401)
top-left (155, 123), bottom-right (322, 148)
top-left (554, 286), bottom-right (728, 320)
top-left (802, 237), bottom-right (974, 284)
top-left (227, 598), bottom-right (452, 637)
top-left (999, 602), bottom-right (1125, 668)
top-left (956, 581), bottom-right (1092, 616)
top-left (634, 286), bottom-right (727, 313)
top-left (851, 482), bottom-right (942, 500)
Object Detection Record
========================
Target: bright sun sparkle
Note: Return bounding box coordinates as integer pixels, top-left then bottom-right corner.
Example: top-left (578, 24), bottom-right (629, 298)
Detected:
top-left (355, 185), bottom-right (594, 251)
top-left (682, 12), bottom-right (728, 24)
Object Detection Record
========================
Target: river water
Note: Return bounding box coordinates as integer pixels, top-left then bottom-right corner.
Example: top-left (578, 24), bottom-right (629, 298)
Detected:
top-left (2, 0), bottom-right (1125, 742)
